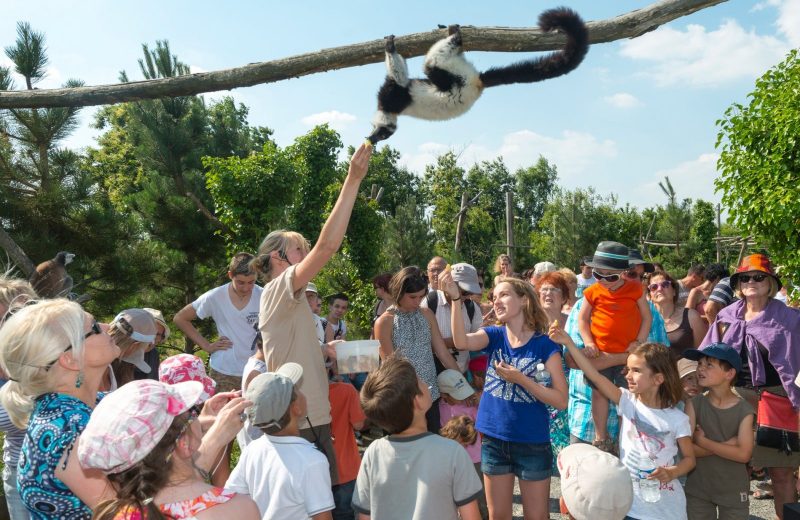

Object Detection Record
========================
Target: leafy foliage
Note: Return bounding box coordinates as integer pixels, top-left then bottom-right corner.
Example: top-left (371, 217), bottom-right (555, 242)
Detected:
top-left (716, 49), bottom-right (800, 289)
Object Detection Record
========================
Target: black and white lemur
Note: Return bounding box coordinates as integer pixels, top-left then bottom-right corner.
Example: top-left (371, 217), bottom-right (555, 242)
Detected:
top-left (367, 7), bottom-right (589, 144)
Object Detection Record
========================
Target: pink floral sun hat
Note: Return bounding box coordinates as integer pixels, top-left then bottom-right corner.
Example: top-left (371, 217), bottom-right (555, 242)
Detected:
top-left (158, 353), bottom-right (216, 402)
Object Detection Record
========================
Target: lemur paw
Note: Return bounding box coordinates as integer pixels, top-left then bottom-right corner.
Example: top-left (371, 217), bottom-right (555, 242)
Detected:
top-left (384, 35), bottom-right (396, 54)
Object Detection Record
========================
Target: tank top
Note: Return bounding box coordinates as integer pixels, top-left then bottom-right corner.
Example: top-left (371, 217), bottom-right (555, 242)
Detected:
top-left (666, 308), bottom-right (695, 358)
top-left (389, 306), bottom-right (439, 400)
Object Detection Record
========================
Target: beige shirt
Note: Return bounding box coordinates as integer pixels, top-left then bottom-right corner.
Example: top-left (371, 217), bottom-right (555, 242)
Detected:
top-left (259, 265), bottom-right (331, 427)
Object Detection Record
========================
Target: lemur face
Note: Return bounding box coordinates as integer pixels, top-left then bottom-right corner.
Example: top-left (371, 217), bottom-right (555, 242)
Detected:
top-left (367, 124), bottom-right (397, 144)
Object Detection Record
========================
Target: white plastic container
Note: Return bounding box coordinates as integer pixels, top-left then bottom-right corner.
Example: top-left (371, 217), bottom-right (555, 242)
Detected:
top-left (335, 340), bottom-right (380, 373)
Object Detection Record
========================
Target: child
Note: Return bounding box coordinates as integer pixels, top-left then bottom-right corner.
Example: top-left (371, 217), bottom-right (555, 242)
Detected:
top-left (677, 358), bottom-right (700, 401)
top-left (328, 379), bottom-right (366, 520)
top-left (468, 355), bottom-right (488, 392)
top-left (353, 356), bottom-right (482, 520)
top-left (438, 369), bottom-right (488, 520)
top-left (682, 344), bottom-right (754, 520)
top-left (225, 363), bottom-right (335, 519)
top-left (445, 274), bottom-right (568, 520)
top-left (551, 324), bottom-right (695, 520)
top-left (579, 242), bottom-right (652, 452)
top-left (557, 443), bottom-right (633, 520)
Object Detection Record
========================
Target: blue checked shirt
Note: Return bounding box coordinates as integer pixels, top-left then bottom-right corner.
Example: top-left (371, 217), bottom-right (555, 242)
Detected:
top-left (564, 299), bottom-right (670, 442)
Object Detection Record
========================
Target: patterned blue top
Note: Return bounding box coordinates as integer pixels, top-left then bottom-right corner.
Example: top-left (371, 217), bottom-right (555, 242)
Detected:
top-left (565, 298), bottom-right (670, 442)
top-left (475, 326), bottom-right (561, 443)
top-left (18, 392), bottom-right (100, 519)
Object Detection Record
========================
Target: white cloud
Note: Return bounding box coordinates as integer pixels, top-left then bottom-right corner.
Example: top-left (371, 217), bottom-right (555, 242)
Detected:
top-left (189, 64), bottom-right (208, 74)
top-left (774, 0), bottom-right (800, 47)
top-left (633, 153), bottom-right (721, 207)
top-left (619, 19), bottom-right (790, 87)
top-left (301, 110), bottom-right (357, 131)
top-left (604, 92), bottom-right (643, 109)
top-left (0, 56), bottom-right (64, 89)
top-left (400, 129), bottom-right (618, 184)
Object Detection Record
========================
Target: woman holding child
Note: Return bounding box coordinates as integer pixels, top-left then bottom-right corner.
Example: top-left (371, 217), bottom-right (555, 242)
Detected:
top-left (445, 273), bottom-right (568, 520)
top-left (701, 253), bottom-right (800, 519)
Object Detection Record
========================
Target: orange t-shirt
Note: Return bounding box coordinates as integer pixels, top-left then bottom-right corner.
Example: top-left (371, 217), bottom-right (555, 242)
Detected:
top-left (584, 279), bottom-right (643, 353)
top-left (329, 382), bottom-right (366, 484)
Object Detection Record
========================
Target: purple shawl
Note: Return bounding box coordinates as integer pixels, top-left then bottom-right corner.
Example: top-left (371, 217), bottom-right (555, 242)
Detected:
top-left (701, 298), bottom-right (800, 409)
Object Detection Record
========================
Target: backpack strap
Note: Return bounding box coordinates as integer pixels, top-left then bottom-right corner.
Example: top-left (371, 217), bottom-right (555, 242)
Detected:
top-left (426, 290), bottom-right (439, 314)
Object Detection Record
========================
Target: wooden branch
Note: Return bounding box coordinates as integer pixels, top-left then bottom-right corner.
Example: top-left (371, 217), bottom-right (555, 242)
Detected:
top-left (184, 191), bottom-right (236, 238)
top-left (0, 0), bottom-right (726, 109)
top-left (0, 227), bottom-right (36, 277)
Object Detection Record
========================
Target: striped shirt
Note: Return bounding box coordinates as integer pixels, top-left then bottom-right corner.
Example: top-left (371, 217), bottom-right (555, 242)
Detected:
top-left (565, 299), bottom-right (670, 442)
top-left (0, 385), bottom-right (24, 470)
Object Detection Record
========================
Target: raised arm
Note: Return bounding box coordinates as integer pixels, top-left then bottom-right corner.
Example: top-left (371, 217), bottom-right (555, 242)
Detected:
top-left (293, 143), bottom-right (372, 289)
top-left (549, 323), bottom-right (622, 405)
top-left (441, 272), bottom-right (489, 352)
top-left (422, 307), bottom-right (459, 371)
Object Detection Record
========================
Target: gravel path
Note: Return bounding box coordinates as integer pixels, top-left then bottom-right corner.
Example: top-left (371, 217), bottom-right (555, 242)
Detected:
top-left (513, 476), bottom-right (778, 519)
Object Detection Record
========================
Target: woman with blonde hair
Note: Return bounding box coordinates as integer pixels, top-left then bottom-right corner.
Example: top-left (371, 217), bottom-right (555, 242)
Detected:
top-left (250, 143), bottom-right (372, 487)
top-left (492, 254), bottom-right (515, 286)
top-left (445, 274), bottom-right (568, 520)
top-left (0, 299), bottom-right (120, 518)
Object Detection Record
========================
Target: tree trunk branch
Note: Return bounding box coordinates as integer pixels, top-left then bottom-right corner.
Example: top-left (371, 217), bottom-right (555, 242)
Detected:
top-left (0, 0), bottom-right (726, 109)
top-left (0, 227), bottom-right (36, 277)
top-left (184, 191), bottom-right (236, 238)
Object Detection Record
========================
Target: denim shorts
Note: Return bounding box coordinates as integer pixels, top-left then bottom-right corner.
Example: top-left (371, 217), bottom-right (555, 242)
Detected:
top-left (481, 435), bottom-right (552, 481)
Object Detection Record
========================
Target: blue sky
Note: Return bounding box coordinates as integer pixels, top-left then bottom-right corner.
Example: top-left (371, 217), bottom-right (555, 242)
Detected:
top-left (3, 0), bottom-right (798, 209)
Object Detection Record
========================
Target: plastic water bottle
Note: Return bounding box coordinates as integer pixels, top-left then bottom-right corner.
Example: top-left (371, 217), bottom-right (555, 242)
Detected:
top-left (637, 458), bottom-right (661, 503)
top-left (533, 363), bottom-right (551, 388)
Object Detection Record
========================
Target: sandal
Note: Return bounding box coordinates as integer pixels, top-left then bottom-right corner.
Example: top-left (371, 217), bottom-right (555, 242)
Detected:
top-left (592, 438), bottom-right (617, 455)
top-left (753, 488), bottom-right (774, 500)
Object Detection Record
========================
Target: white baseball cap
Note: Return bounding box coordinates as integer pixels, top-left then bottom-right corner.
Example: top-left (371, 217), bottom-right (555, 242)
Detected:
top-left (437, 369), bottom-right (475, 401)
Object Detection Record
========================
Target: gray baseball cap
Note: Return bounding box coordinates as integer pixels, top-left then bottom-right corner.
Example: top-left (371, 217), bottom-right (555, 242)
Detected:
top-left (246, 363), bottom-right (304, 430)
top-left (451, 263), bottom-right (481, 294)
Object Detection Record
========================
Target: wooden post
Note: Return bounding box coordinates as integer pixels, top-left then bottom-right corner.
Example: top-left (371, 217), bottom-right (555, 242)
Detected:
top-left (506, 192), bottom-right (515, 266)
top-left (716, 204), bottom-right (721, 262)
top-left (454, 192), bottom-right (469, 253)
top-left (736, 237), bottom-right (749, 268)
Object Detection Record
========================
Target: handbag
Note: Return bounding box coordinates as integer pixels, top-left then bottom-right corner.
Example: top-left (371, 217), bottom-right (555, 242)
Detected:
top-left (756, 390), bottom-right (800, 454)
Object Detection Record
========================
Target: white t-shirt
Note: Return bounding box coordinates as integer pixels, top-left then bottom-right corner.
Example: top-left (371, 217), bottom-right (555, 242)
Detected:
top-left (193, 283), bottom-right (262, 376)
top-left (420, 290), bottom-right (482, 372)
top-left (313, 314), bottom-right (325, 345)
top-left (618, 389), bottom-right (692, 520)
top-left (575, 273), bottom-right (595, 298)
top-left (225, 435), bottom-right (334, 519)
top-left (236, 356), bottom-right (267, 449)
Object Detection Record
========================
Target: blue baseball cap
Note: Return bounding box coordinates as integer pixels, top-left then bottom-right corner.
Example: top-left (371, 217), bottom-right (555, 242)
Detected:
top-left (683, 343), bottom-right (742, 373)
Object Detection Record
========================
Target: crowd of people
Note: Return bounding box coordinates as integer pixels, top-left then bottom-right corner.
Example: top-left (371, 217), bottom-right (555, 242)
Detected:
top-left (0, 142), bottom-right (799, 520)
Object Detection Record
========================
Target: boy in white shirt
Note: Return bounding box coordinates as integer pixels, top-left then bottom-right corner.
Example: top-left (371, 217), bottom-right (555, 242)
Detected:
top-left (226, 362), bottom-right (335, 520)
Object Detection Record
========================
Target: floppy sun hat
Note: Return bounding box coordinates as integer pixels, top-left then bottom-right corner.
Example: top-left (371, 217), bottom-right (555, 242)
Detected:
top-left (159, 353), bottom-right (217, 402)
top-left (584, 241), bottom-right (629, 271)
top-left (730, 253), bottom-right (781, 290)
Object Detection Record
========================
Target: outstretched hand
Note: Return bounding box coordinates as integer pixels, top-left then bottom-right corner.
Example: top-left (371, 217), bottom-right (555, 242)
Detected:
top-left (439, 271), bottom-right (460, 301)
top-left (347, 142), bottom-right (373, 182)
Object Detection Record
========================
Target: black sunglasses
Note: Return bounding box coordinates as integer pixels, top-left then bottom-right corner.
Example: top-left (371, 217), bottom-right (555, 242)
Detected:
top-left (593, 270), bottom-right (621, 282)
top-left (43, 320), bottom-right (102, 371)
top-left (739, 273), bottom-right (768, 284)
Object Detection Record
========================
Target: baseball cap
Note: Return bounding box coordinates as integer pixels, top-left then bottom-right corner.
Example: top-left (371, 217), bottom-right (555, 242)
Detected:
top-left (143, 307), bottom-right (170, 340)
top-left (306, 282), bottom-right (319, 295)
top-left (159, 354), bottom-right (216, 402)
top-left (450, 263), bottom-right (481, 294)
top-left (534, 261), bottom-right (557, 276)
top-left (558, 443), bottom-right (633, 520)
top-left (677, 358), bottom-right (698, 379)
top-left (246, 363), bottom-right (304, 430)
top-left (437, 369), bottom-right (475, 400)
top-left (683, 342), bottom-right (742, 373)
top-left (112, 309), bottom-right (157, 374)
top-left (78, 379), bottom-right (204, 474)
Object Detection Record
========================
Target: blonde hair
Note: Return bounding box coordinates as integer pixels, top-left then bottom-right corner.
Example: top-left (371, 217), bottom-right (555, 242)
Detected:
top-left (496, 277), bottom-right (550, 333)
top-left (0, 299), bottom-right (85, 428)
top-left (0, 274), bottom-right (37, 323)
top-left (251, 230), bottom-right (310, 282)
top-left (558, 268), bottom-right (578, 291)
top-left (493, 254), bottom-right (513, 275)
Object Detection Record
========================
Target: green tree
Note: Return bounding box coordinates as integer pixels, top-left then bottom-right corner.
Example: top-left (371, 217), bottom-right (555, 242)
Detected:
top-left (516, 156), bottom-right (559, 228)
top-left (688, 199), bottom-right (717, 265)
top-left (421, 152), bottom-right (467, 257)
top-left (382, 196), bottom-right (434, 269)
top-left (360, 146), bottom-right (420, 216)
top-left (716, 49), bottom-right (800, 289)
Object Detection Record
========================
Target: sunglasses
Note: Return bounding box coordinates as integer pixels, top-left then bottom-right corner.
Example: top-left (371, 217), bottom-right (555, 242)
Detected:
top-left (623, 269), bottom-right (642, 280)
top-left (593, 270), bottom-right (621, 282)
top-left (648, 280), bottom-right (672, 292)
top-left (739, 273), bottom-right (768, 284)
top-left (43, 320), bottom-right (102, 371)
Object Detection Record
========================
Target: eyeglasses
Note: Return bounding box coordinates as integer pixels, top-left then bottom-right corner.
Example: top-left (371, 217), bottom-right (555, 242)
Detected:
top-left (593, 270), bottom-right (621, 282)
top-left (648, 280), bottom-right (672, 292)
top-left (623, 269), bottom-right (642, 280)
top-left (539, 286), bottom-right (562, 294)
top-left (739, 273), bottom-right (768, 284)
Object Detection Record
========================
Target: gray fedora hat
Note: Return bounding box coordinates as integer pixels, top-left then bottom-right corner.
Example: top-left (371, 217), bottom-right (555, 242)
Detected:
top-left (584, 241), bottom-right (630, 271)
top-left (628, 249), bottom-right (655, 273)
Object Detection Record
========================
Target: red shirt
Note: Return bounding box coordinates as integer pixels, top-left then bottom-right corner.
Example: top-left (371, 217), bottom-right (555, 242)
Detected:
top-left (328, 382), bottom-right (366, 484)
top-left (584, 279), bottom-right (643, 353)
